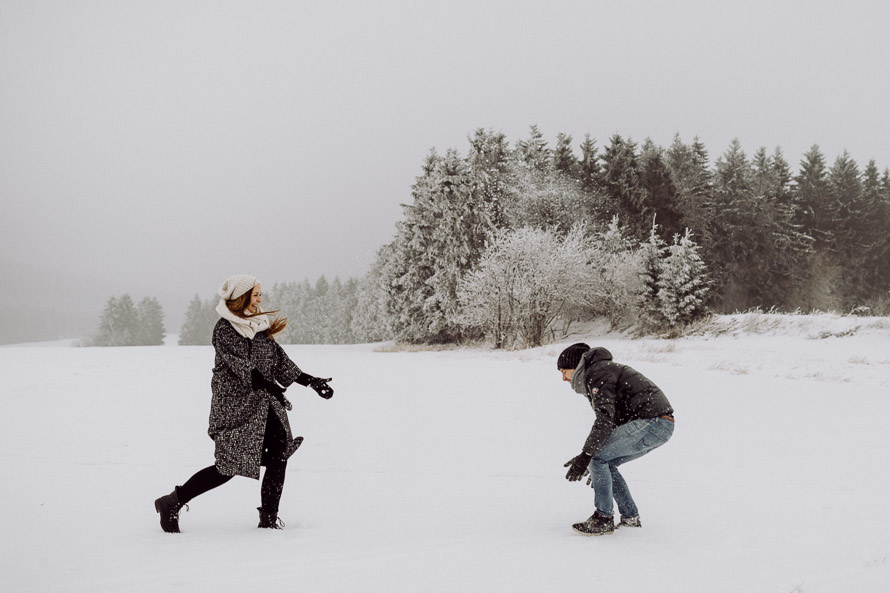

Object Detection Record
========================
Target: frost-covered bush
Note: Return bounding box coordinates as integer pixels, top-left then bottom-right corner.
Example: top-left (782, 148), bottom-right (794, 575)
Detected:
top-left (577, 217), bottom-right (644, 328)
top-left (456, 225), bottom-right (593, 348)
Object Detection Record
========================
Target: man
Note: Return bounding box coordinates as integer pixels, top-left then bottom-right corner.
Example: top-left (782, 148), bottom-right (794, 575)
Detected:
top-left (558, 343), bottom-right (674, 536)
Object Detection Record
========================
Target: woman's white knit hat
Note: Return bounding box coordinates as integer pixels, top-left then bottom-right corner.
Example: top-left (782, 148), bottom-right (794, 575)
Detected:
top-left (218, 274), bottom-right (258, 301)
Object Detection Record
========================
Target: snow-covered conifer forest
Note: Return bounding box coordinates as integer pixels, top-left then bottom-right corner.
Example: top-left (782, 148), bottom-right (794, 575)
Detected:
top-left (168, 128), bottom-right (890, 348)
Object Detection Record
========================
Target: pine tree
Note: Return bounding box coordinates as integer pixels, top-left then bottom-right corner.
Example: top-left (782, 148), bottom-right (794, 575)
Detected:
top-left (639, 139), bottom-right (683, 240)
top-left (179, 295), bottom-right (217, 345)
top-left (351, 245), bottom-right (394, 343)
top-left (93, 294), bottom-right (138, 346)
top-left (423, 151), bottom-right (491, 340)
top-left (384, 149), bottom-right (492, 343)
top-left (636, 225), bottom-right (668, 331)
top-left (324, 277), bottom-right (358, 344)
top-left (705, 139), bottom-right (801, 310)
top-left (578, 134), bottom-right (601, 192)
top-left (789, 145), bottom-right (842, 309)
top-left (657, 229), bottom-right (710, 329)
top-left (515, 124), bottom-right (551, 174)
top-left (665, 134), bottom-right (713, 246)
top-left (795, 145), bottom-right (830, 247)
top-left (706, 139), bottom-right (757, 309)
top-left (860, 161), bottom-right (890, 303)
top-left (308, 276), bottom-right (332, 342)
top-left (826, 151), bottom-right (876, 307)
top-left (575, 134), bottom-right (614, 227)
top-left (136, 296), bottom-right (165, 345)
top-left (278, 279), bottom-right (314, 343)
top-left (601, 134), bottom-right (646, 238)
top-left (466, 128), bottom-right (513, 230)
top-left (553, 132), bottom-right (579, 177)
top-left (826, 151), bottom-right (862, 254)
top-left (746, 147), bottom-right (813, 308)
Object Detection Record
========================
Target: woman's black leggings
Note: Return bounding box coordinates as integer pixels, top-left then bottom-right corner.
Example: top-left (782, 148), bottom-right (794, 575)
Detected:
top-left (178, 410), bottom-right (289, 513)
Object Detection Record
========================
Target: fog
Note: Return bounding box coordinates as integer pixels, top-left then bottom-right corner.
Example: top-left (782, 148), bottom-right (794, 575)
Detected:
top-left (2, 0), bottom-right (889, 344)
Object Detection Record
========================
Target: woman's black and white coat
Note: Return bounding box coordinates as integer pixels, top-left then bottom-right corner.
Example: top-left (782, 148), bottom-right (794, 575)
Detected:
top-left (209, 318), bottom-right (305, 479)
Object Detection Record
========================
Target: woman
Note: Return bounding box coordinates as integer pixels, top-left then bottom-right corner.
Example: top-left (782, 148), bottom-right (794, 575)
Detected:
top-left (155, 274), bottom-right (334, 533)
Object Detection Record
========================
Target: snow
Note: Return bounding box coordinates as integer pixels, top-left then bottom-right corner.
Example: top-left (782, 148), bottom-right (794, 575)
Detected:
top-left (2, 316), bottom-right (889, 592)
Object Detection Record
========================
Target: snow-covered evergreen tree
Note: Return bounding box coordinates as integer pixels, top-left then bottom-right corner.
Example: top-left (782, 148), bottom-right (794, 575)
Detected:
top-left (93, 294), bottom-right (165, 346)
top-left (636, 225), bottom-right (668, 332)
top-left (578, 134), bottom-right (601, 192)
top-left (467, 128), bottom-right (513, 231)
top-left (384, 149), bottom-right (492, 343)
top-left (657, 229), bottom-right (710, 328)
top-left (383, 151), bottom-right (443, 343)
top-left (178, 294), bottom-right (217, 345)
top-left (350, 243), bottom-right (394, 343)
top-left (553, 132), bottom-right (578, 177)
top-left (325, 277), bottom-right (358, 344)
top-left (636, 225), bottom-right (710, 333)
top-left (859, 161), bottom-right (890, 303)
top-left (639, 140), bottom-right (683, 240)
top-left (135, 296), bottom-right (165, 345)
top-left (601, 134), bottom-right (645, 237)
top-left (665, 134), bottom-right (713, 244)
top-left (795, 144), bottom-right (830, 247)
top-left (305, 276), bottom-right (333, 342)
top-left (515, 124), bottom-right (551, 174)
top-left (92, 295), bottom-right (136, 346)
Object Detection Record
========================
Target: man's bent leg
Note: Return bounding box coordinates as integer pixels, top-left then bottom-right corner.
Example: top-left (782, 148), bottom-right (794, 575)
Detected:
top-left (589, 418), bottom-right (674, 516)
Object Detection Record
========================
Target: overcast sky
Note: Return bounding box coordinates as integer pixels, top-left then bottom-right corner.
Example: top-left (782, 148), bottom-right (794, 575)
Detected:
top-left (2, 0), bottom-right (889, 341)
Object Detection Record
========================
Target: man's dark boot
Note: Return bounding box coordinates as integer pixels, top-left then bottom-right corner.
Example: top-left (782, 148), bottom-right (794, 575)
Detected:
top-left (154, 487), bottom-right (185, 533)
top-left (257, 507), bottom-right (285, 529)
top-left (572, 510), bottom-right (614, 536)
top-left (617, 515), bottom-right (641, 528)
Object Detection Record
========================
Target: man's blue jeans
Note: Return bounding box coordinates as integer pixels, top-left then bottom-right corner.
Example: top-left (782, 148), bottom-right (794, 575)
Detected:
top-left (588, 417), bottom-right (674, 518)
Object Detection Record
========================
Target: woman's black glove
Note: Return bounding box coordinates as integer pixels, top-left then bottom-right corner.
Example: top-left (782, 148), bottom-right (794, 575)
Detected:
top-left (296, 372), bottom-right (334, 399)
top-left (309, 377), bottom-right (334, 399)
top-left (251, 368), bottom-right (271, 390)
top-left (564, 452), bottom-right (592, 482)
top-left (251, 368), bottom-right (292, 410)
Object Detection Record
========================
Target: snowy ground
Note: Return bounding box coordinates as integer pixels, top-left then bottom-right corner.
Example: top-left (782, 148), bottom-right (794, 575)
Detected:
top-left (1, 314), bottom-right (889, 593)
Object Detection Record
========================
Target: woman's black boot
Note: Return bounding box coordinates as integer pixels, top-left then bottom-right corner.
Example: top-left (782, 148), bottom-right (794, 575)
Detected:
top-left (154, 487), bottom-right (185, 533)
top-left (257, 507), bottom-right (285, 529)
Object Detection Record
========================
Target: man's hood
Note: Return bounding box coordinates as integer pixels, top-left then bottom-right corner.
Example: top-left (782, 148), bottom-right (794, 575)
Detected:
top-left (582, 346), bottom-right (613, 365)
top-left (570, 346), bottom-right (613, 395)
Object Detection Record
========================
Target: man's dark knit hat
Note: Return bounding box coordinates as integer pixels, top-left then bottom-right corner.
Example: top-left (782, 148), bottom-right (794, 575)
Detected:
top-left (557, 343), bottom-right (590, 370)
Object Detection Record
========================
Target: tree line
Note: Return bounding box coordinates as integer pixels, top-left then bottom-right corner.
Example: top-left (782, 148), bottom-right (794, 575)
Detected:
top-left (344, 127), bottom-right (888, 346)
top-left (100, 126), bottom-right (890, 348)
top-left (89, 295), bottom-right (166, 346)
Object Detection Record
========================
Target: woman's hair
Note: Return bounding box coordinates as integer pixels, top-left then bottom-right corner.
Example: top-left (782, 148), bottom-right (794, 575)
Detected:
top-left (224, 291), bottom-right (288, 339)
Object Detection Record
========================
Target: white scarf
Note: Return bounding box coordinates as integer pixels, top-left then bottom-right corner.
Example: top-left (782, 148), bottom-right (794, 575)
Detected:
top-left (216, 300), bottom-right (271, 339)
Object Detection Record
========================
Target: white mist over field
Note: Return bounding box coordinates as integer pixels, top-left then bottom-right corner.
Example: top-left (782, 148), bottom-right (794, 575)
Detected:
top-left (1, 314), bottom-right (889, 593)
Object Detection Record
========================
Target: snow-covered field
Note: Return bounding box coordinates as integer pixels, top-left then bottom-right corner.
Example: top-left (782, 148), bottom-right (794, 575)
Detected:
top-left (2, 314), bottom-right (889, 593)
